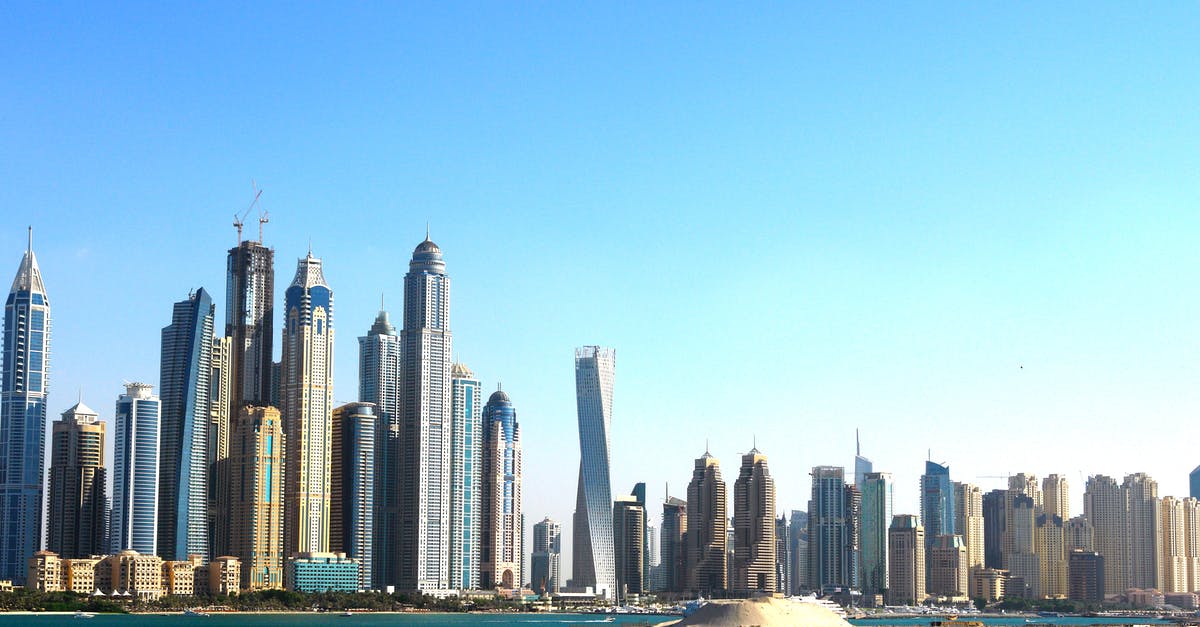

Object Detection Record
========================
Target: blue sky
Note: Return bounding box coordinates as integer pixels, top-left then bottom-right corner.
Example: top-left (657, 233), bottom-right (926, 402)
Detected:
top-left (3, 2), bottom-right (1199, 570)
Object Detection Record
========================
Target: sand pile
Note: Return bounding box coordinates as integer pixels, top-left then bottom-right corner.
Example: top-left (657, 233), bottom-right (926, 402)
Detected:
top-left (656, 596), bottom-right (851, 627)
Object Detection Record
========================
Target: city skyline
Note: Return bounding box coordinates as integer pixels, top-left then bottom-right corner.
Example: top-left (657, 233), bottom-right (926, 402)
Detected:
top-left (4, 3), bottom-right (1200, 584)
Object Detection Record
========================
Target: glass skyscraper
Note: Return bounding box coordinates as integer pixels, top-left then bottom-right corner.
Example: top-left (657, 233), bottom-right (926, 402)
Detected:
top-left (481, 387), bottom-right (522, 589)
top-left (111, 383), bottom-right (161, 554)
top-left (809, 466), bottom-right (848, 591)
top-left (853, 430), bottom-right (873, 487)
top-left (920, 460), bottom-right (955, 569)
top-left (449, 364), bottom-right (481, 590)
top-left (859, 471), bottom-right (894, 598)
top-left (158, 288), bottom-right (214, 561)
top-left (359, 306), bottom-right (401, 589)
top-left (331, 402), bottom-right (375, 590)
top-left (0, 231), bottom-right (49, 583)
top-left (399, 236), bottom-right (453, 592)
top-left (282, 253), bottom-right (335, 564)
top-left (573, 346), bottom-right (616, 601)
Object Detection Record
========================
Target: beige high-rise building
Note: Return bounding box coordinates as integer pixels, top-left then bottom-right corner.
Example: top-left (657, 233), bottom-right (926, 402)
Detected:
top-left (1007, 494), bottom-right (1039, 598)
top-left (1003, 473), bottom-right (1041, 567)
top-left (1183, 498), bottom-right (1200, 592)
top-left (1124, 473), bottom-right (1162, 591)
top-left (1043, 475), bottom-right (1069, 521)
top-left (928, 534), bottom-right (968, 599)
top-left (1162, 496), bottom-right (1188, 593)
top-left (46, 400), bottom-right (108, 560)
top-left (953, 482), bottom-right (984, 596)
top-left (733, 447), bottom-right (776, 593)
top-left (1036, 514), bottom-right (1067, 598)
top-left (887, 514), bottom-right (925, 605)
top-left (1066, 515), bottom-right (1094, 552)
top-left (229, 406), bottom-right (284, 591)
top-left (685, 451), bottom-right (727, 595)
top-left (1085, 475), bottom-right (1128, 595)
top-left (209, 335), bottom-right (233, 560)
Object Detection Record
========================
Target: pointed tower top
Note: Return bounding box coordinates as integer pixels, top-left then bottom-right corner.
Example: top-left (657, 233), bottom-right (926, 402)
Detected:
top-left (857, 428), bottom-right (861, 457)
top-left (11, 227), bottom-right (46, 295)
top-left (426, 222), bottom-right (431, 241)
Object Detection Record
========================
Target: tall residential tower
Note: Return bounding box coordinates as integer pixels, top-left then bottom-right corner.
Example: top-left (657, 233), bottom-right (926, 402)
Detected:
top-left (449, 364), bottom-right (482, 590)
top-left (480, 388), bottom-right (522, 589)
top-left (573, 346), bottom-right (616, 600)
top-left (46, 399), bottom-right (107, 559)
top-left (358, 306), bottom-right (401, 589)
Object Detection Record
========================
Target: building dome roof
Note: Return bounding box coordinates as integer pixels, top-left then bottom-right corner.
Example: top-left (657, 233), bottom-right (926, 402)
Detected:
top-left (410, 235), bottom-right (446, 271)
top-left (488, 389), bottom-right (510, 404)
top-left (414, 239), bottom-right (441, 255)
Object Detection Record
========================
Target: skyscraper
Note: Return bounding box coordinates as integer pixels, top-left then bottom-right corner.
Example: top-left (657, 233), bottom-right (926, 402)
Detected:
top-left (920, 461), bottom-right (955, 581)
top-left (0, 230), bottom-right (49, 584)
top-left (1036, 514), bottom-right (1067, 598)
top-left (789, 510), bottom-right (808, 594)
top-left (1184, 498), bottom-right (1200, 593)
top-left (809, 466), bottom-right (848, 591)
top-left (1066, 515), bottom-right (1095, 552)
top-left (1161, 496), bottom-right (1187, 593)
top-left (225, 238), bottom-right (275, 411)
top-left (1044, 474), bottom-right (1070, 521)
top-left (158, 288), bottom-right (214, 561)
top-left (982, 489), bottom-right (1005, 570)
top-left (1124, 473), bottom-right (1162, 591)
top-left (531, 517), bottom-right (561, 595)
top-left (358, 305), bottom-right (401, 589)
top-left (887, 514), bottom-right (925, 605)
top-left (1084, 475), bottom-right (1128, 597)
top-left (398, 236), bottom-right (453, 593)
top-left (733, 447), bottom-right (776, 593)
top-left (660, 495), bottom-right (687, 594)
top-left (282, 253), bottom-right (335, 566)
top-left (860, 472), bottom-right (894, 598)
top-left (953, 482), bottom-right (984, 595)
top-left (686, 451), bottom-right (727, 595)
top-left (111, 383), bottom-right (161, 554)
top-left (331, 402), bottom-right (375, 590)
top-left (449, 364), bottom-right (482, 590)
top-left (775, 514), bottom-right (790, 594)
top-left (613, 494), bottom-right (645, 602)
top-left (844, 483), bottom-right (862, 590)
top-left (46, 399), bottom-right (107, 559)
top-left (209, 335), bottom-right (233, 559)
top-left (1007, 494), bottom-right (1039, 598)
top-left (481, 388), bottom-right (522, 589)
top-left (572, 346), bottom-right (616, 600)
top-left (928, 534), bottom-right (968, 599)
top-left (229, 406), bottom-right (283, 591)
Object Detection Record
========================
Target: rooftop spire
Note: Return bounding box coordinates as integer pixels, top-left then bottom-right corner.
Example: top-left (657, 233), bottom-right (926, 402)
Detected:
top-left (11, 227), bottom-right (46, 295)
top-left (27, 226), bottom-right (32, 254)
top-left (857, 428), bottom-right (861, 456)
top-left (426, 221), bottom-right (430, 241)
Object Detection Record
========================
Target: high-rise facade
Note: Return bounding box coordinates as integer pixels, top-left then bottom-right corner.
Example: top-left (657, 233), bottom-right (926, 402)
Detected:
top-left (860, 472), bottom-right (894, 598)
top-left (1191, 467), bottom-right (1200, 501)
top-left (1124, 473), bottom-right (1162, 591)
top-left (358, 306), bottom-right (401, 589)
top-left (789, 510), bottom-right (808, 594)
top-left (1161, 496), bottom-right (1187, 593)
top-left (331, 402), bottom-right (375, 590)
top-left (1084, 475), bottom-right (1128, 597)
top-left (1036, 514), bottom-right (1067, 598)
top-left (928, 534), bottom-right (968, 598)
top-left (953, 482), bottom-right (985, 595)
top-left (282, 253), bottom-right (335, 565)
top-left (685, 451), bottom-right (727, 595)
top-left (399, 237), bottom-right (453, 593)
top-left (225, 239), bottom-right (275, 412)
top-left (982, 489), bottom-right (1005, 570)
top-left (1068, 550), bottom-right (1105, 603)
top-left (229, 406), bottom-right (283, 591)
top-left (613, 494), bottom-right (645, 602)
top-left (775, 514), bottom-right (790, 594)
top-left (1007, 494), bottom-right (1039, 598)
top-left (1044, 474), bottom-right (1070, 521)
top-left (158, 288), bottom-right (214, 561)
top-left (0, 231), bottom-right (49, 584)
top-left (920, 461), bottom-right (954, 581)
top-left (46, 400), bottom-right (107, 559)
top-left (1066, 515), bottom-right (1095, 552)
top-left (449, 364), bottom-right (482, 590)
top-left (572, 346), bottom-right (616, 600)
top-left (733, 447), bottom-right (776, 593)
top-left (660, 496), bottom-right (687, 594)
top-left (111, 383), bottom-right (161, 554)
top-left (809, 466), bottom-right (849, 591)
top-left (1183, 498), bottom-right (1200, 593)
top-left (481, 388), bottom-right (522, 589)
top-left (531, 517), bottom-right (561, 595)
top-left (208, 335), bottom-right (233, 559)
top-left (887, 514), bottom-right (925, 605)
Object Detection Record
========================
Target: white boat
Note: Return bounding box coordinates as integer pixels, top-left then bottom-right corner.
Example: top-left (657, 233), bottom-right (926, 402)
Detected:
top-left (74, 611), bottom-right (96, 619)
top-left (183, 608), bottom-right (210, 617)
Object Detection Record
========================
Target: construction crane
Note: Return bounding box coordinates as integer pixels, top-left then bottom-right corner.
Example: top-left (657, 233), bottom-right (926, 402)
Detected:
top-left (233, 181), bottom-right (263, 244)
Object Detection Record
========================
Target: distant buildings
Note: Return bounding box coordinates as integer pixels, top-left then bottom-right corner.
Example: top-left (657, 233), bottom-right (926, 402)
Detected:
top-left (660, 496), bottom-right (687, 594)
top-left (111, 383), bottom-right (161, 555)
top-left (531, 517), bottom-right (561, 595)
top-left (46, 400), bottom-right (107, 559)
top-left (573, 346), bottom-right (617, 601)
top-left (732, 447), bottom-right (775, 593)
top-left (358, 306), bottom-right (401, 590)
top-left (920, 461), bottom-right (954, 582)
top-left (686, 451), bottom-right (727, 596)
top-left (0, 232), bottom-right (50, 584)
top-left (331, 402), bottom-right (375, 590)
top-left (481, 387), bottom-right (522, 590)
top-left (613, 493), bottom-right (645, 602)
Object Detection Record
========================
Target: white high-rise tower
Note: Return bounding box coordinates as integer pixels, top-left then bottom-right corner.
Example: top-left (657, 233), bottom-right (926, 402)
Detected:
top-left (572, 346), bottom-right (616, 601)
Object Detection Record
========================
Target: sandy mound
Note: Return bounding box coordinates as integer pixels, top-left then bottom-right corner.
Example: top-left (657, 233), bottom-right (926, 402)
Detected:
top-left (656, 596), bottom-right (851, 626)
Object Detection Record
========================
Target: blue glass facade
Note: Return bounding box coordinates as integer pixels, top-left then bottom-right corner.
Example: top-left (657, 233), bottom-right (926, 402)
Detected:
top-left (112, 384), bottom-right (161, 554)
top-left (1191, 466), bottom-right (1200, 500)
top-left (449, 366), bottom-right (481, 590)
top-left (332, 403), bottom-right (374, 591)
top-left (158, 288), bottom-right (214, 560)
top-left (0, 236), bottom-right (49, 584)
top-left (920, 461), bottom-right (955, 568)
top-left (859, 471), bottom-right (893, 597)
top-left (287, 552), bottom-right (360, 593)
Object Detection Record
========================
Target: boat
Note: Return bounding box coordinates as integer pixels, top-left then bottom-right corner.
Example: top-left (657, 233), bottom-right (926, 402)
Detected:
top-left (74, 611), bottom-right (96, 619)
top-left (183, 608), bottom-right (210, 617)
top-left (341, 611), bottom-right (353, 617)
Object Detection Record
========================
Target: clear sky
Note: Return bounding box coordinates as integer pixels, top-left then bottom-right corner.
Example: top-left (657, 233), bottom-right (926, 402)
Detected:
top-left (3, 3), bottom-right (1199, 573)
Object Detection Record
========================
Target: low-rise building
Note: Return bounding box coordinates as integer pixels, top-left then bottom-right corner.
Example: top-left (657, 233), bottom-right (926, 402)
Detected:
top-left (162, 559), bottom-right (196, 596)
top-left (209, 556), bottom-right (241, 596)
top-left (970, 567), bottom-right (1007, 603)
top-left (286, 552), bottom-right (359, 593)
top-left (27, 551), bottom-right (62, 592)
top-left (1067, 550), bottom-right (1104, 603)
top-left (64, 558), bottom-right (101, 595)
top-left (103, 550), bottom-right (164, 601)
